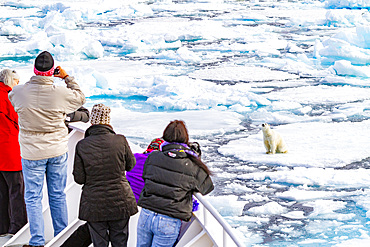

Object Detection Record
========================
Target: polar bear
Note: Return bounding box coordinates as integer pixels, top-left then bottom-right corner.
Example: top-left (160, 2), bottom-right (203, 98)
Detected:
top-left (261, 123), bottom-right (288, 154)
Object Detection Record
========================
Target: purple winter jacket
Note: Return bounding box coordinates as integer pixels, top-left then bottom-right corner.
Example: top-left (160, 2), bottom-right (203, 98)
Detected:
top-left (126, 152), bottom-right (149, 202)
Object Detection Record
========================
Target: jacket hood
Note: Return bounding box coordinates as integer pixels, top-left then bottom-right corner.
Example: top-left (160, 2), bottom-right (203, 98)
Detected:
top-left (85, 124), bottom-right (115, 138)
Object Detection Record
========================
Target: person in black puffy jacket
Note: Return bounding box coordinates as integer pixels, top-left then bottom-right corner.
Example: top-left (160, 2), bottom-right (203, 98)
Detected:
top-left (137, 120), bottom-right (214, 247)
top-left (73, 103), bottom-right (137, 247)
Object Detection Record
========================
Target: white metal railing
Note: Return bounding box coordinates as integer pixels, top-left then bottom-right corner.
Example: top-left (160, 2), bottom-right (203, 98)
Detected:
top-left (194, 193), bottom-right (244, 247)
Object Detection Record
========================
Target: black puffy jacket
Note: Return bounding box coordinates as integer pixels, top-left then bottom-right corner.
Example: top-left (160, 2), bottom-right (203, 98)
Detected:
top-left (138, 143), bottom-right (214, 221)
top-left (73, 124), bottom-right (138, 222)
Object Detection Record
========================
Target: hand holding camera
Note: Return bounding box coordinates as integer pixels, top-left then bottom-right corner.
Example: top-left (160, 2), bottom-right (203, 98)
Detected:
top-left (53, 66), bottom-right (69, 80)
top-left (189, 142), bottom-right (202, 157)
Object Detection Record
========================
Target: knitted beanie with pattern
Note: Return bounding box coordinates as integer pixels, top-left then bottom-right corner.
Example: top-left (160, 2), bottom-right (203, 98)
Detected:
top-left (90, 103), bottom-right (111, 125)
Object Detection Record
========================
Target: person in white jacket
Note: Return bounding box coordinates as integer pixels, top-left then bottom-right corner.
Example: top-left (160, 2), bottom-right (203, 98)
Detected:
top-left (9, 51), bottom-right (86, 247)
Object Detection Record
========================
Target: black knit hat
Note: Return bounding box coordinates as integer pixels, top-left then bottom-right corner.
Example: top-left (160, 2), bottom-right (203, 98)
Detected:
top-left (35, 51), bottom-right (54, 72)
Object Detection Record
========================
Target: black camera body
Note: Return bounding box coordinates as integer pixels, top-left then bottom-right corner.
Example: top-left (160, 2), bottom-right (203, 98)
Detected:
top-left (54, 67), bottom-right (60, 75)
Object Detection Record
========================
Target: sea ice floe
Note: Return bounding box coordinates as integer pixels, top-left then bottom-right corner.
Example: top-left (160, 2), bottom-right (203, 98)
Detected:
top-left (206, 195), bottom-right (245, 217)
top-left (189, 66), bottom-right (299, 83)
top-left (266, 85), bottom-right (370, 105)
top-left (277, 187), bottom-right (364, 201)
top-left (248, 201), bottom-right (288, 215)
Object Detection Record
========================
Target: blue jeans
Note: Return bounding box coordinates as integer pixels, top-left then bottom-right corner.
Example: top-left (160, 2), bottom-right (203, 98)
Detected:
top-left (22, 153), bottom-right (68, 246)
top-left (137, 208), bottom-right (181, 247)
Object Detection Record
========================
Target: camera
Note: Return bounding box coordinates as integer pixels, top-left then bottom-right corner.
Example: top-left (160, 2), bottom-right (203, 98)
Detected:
top-left (189, 142), bottom-right (201, 157)
top-left (54, 67), bottom-right (60, 75)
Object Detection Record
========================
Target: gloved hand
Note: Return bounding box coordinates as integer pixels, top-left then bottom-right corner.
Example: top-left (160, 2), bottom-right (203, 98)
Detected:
top-left (53, 66), bottom-right (69, 79)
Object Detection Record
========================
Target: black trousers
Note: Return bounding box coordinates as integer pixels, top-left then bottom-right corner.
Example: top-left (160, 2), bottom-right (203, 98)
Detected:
top-left (61, 223), bottom-right (92, 247)
top-left (0, 171), bottom-right (27, 235)
top-left (88, 218), bottom-right (130, 247)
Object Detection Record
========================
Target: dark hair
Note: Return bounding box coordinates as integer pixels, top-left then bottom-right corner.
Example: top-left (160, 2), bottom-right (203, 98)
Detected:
top-left (163, 120), bottom-right (212, 175)
top-left (163, 120), bottom-right (189, 144)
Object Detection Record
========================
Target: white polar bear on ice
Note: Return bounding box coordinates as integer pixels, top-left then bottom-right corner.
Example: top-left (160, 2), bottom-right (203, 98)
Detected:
top-left (261, 123), bottom-right (288, 154)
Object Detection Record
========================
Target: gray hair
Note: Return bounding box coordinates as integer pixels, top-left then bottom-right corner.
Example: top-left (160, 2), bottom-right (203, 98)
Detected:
top-left (0, 69), bottom-right (20, 87)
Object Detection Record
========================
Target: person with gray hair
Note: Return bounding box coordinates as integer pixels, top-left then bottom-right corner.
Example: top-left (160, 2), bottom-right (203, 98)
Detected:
top-left (0, 69), bottom-right (20, 88)
top-left (0, 69), bottom-right (27, 238)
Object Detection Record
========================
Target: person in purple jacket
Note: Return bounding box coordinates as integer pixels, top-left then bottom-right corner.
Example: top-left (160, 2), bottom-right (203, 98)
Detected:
top-left (126, 138), bottom-right (165, 201)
